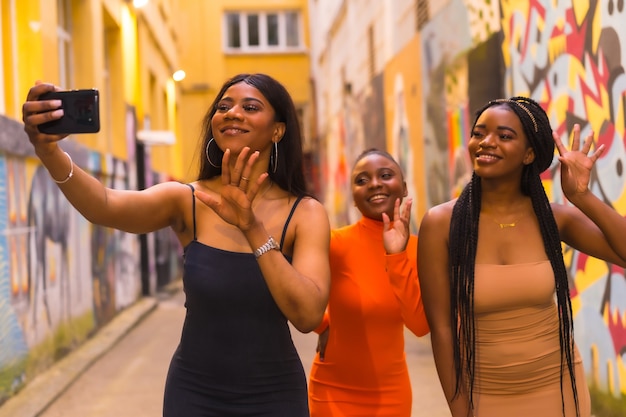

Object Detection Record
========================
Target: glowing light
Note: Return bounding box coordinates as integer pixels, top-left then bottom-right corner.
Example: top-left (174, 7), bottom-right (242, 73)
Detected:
top-left (172, 70), bottom-right (186, 82)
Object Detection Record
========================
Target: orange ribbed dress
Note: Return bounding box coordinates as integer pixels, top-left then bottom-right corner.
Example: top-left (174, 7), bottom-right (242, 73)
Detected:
top-left (308, 216), bottom-right (429, 416)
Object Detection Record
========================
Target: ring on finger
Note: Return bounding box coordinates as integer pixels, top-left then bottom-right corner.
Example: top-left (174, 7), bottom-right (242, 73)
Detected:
top-left (241, 176), bottom-right (249, 182)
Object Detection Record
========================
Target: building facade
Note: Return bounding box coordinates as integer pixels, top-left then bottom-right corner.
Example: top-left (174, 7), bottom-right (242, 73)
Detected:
top-left (308, 0), bottom-right (626, 411)
top-left (0, 0), bottom-right (183, 404)
top-left (174, 0), bottom-right (315, 188)
top-left (0, 0), bottom-right (316, 406)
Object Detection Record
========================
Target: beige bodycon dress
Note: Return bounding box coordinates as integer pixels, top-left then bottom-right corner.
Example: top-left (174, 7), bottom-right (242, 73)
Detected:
top-left (472, 261), bottom-right (591, 417)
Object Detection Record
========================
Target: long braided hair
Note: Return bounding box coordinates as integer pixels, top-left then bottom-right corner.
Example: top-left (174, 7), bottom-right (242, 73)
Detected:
top-left (449, 97), bottom-right (579, 416)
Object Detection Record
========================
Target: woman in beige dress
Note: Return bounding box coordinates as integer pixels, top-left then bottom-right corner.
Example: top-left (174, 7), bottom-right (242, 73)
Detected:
top-left (418, 97), bottom-right (626, 417)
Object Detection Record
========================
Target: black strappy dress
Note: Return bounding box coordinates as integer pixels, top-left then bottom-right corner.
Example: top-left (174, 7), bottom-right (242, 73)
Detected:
top-left (163, 184), bottom-right (308, 416)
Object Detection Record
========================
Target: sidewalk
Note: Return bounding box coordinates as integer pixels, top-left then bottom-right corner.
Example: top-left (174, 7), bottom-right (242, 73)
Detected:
top-left (0, 281), bottom-right (180, 417)
top-left (0, 279), bottom-right (450, 417)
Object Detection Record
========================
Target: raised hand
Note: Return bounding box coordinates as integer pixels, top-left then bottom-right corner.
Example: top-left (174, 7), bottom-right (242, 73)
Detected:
top-left (194, 147), bottom-right (269, 231)
top-left (553, 123), bottom-right (605, 200)
top-left (382, 197), bottom-right (412, 254)
top-left (22, 81), bottom-right (67, 154)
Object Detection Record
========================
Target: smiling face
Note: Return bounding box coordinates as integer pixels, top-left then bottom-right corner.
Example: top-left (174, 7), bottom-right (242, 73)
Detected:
top-left (469, 105), bottom-right (535, 179)
top-left (211, 81), bottom-right (285, 154)
top-left (351, 153), bottom-right (407, 221)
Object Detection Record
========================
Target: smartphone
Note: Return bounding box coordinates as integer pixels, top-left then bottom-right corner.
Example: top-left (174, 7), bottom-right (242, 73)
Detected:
top-left (38, 89), bottom-right (100, 134)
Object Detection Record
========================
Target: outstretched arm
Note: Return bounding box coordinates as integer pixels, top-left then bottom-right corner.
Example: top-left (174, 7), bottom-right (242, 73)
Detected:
top-left (22, 81), bottom-right (187, 235)
top-left (554, 124), bottom-right (626, 267)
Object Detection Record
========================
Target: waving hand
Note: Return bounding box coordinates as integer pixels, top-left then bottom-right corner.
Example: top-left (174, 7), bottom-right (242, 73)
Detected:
top-left (553, 123), bottom-right (605, 201)
top-left (382, 197), bottom-right (412, 254)
top-left (194, 147), bottom-right (269, 232)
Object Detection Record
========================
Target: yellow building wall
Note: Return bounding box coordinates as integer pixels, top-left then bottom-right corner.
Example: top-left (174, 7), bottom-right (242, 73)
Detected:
top-left (383, 35), bottom-right (427, 221)
top-left (6, 0), bottom-right (310, 183)
top-left (4, 0), bottom-right (182, 178)
top-left (176, 0), bottom-right (312, 183)
top-left (0, 0), bottom-right (185, 403)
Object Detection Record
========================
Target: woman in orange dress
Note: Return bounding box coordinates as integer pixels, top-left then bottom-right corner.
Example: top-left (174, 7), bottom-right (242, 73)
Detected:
top-left (308, 149), bottom-right (429, 416)
top-left (418, 97), bottom-right (626, 417)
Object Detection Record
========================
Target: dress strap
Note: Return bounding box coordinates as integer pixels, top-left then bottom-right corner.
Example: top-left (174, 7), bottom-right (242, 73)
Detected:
top-left (279, 195), bottom-right (304, 248)
top-left (185, 184), bottom-right (197, 241)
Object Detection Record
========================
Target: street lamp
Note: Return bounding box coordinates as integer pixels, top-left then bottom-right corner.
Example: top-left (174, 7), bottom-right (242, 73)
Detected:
top-left (172, 70), bottom-right (186, 82)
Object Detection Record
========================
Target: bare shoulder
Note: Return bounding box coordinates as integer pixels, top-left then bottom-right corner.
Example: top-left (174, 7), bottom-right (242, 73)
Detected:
top-left (148, 180), bottom-right (198, 233)
top-left (420, 199), bottom-right (456, 229)
top-left (148, 179), bottom-right (194, 193)
top-left (292, 196), bottom-right (330, 225)
top-left (146, 180), bottom-right (196, 204)
top-left (288, 196), bottom-right (330, 243)
top-left (549, 201), bottom-right (578, 233)
top-left (284, 196), bottom-right (330, 257)
top-left (295, 195), bottom-right (326, 210)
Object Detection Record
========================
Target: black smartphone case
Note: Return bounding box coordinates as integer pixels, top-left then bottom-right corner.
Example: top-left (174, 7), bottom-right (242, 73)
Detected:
top-left (38, 89), bottom-right (100, 134)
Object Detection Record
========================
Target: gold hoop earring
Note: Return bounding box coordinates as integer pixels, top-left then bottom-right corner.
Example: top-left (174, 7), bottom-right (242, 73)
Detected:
top-left (270, 142), bottom-right (278, 173)
top-left (206, 138), bottom-right (221, 168)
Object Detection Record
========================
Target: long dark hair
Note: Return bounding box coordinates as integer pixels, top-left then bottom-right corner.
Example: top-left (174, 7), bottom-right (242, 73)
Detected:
top-left (196, 73), bottom-right (308, 197)
top-left (449, 97), bottom-right (579, 416)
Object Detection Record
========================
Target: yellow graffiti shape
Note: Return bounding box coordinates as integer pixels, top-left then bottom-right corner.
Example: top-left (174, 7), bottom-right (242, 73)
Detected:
top-left (571, 294), bottom-right (581, 317)
top-left (618, 96), bottom-right (626, 139)
top-left (548, 34), bottom-right (566, 63)
top-left (567, 58), bottom-right (587, 90)
top-left (584, 87), bottom-right (611, 134)
top-left (572, 255), bottom-right (608, 294)
top-left (618, 355), bottom-right (626, 395)
top-left (609, 191), bottom-right (626, 215)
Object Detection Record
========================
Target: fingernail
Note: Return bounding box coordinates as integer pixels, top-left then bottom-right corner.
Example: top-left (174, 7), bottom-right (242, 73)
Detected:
top-left (52, 109), bottom-right (64, 118)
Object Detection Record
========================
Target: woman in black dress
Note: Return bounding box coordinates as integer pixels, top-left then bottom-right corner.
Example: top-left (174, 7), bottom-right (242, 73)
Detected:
top-left (22, 73), bottom-right (331, 416)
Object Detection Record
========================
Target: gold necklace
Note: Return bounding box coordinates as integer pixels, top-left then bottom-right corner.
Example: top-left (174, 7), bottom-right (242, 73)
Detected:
top-left (485, 204), bottom-right (527, 229)
top-left (490, 211), bottom-right (526, 228)
top-left (492, 217), bottom-right (519, 229)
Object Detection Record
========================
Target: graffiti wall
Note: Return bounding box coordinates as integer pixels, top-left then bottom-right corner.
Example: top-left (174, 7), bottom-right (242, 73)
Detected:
top-left (384, 35), bottom-right (429, 231)
top-left (319, 0), bottom-right (626, 403)
top-left (0, 142), bottom-right (142, 403)
top-left (417, 0), bottom-right (626, 399)
top-left (323, 74), bottom-right (387, 227)
top-left (0, 110), bottom-right (180, 403)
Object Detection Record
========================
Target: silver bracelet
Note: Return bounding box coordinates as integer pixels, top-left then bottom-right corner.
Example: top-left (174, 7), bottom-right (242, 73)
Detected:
top-left (52, 151), bottom-right (74, 184)
top-left (254, 236), bottom-right (280, 258)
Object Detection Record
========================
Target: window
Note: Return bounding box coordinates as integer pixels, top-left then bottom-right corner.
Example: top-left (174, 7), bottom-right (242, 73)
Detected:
top-left (285, 12), bottom-right (299, 47)
top-left (224, 11), bottom-right (302, 52)
top-left (247, 14), bottom-right (259, 46)
top-left (226, 14), bottom-right (241, 48)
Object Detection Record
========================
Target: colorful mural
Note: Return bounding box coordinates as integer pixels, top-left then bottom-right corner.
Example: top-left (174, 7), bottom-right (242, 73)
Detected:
top-left (383, 35), bottom-right (428, 230)
top-left (314, 2), bottom-right (626, 405)
top-left (324, 74), bottom-right (387, 227)
top-left (416, 0), bottom-right (626, 400)
top-left (0, 114), bottom-right (173, 402)
top-left (0, 148), bottom-right (144, 403)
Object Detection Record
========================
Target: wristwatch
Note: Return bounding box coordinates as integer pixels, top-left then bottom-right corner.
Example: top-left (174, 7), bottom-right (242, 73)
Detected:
top-left (254, 236), bottom-right (281, 258)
